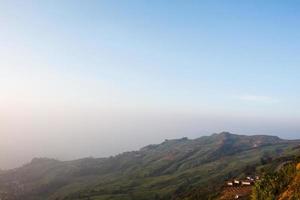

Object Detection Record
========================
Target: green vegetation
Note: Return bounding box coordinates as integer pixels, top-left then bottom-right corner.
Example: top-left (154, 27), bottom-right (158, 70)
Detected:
top-left (251, 157), bottom-right (300, 200)
top-left (0, 132), bottom-right (299, 200)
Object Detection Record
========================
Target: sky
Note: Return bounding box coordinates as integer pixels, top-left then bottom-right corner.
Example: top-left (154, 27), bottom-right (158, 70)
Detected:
top-left (0, 0), bottom-right (300, 169)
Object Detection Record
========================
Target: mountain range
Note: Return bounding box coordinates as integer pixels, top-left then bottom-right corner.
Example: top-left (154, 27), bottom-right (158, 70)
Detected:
top-left (0, 132), bottom-right (299, 200)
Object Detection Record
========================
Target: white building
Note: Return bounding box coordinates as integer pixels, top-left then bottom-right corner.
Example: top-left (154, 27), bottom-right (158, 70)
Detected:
top-left (241, 181), bottom-right (251, 186)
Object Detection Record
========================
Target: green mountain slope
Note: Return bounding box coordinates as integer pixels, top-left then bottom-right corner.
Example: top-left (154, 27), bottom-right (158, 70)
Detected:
top-left (0, 132), bottom-right (299, 200)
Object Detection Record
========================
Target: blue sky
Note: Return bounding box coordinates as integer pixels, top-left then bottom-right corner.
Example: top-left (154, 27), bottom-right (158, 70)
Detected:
top-left (0, 1), bottom-right (300, 168)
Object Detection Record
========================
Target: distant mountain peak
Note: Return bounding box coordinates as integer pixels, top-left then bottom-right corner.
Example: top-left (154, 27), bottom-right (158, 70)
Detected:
top-left (213, 131), bottom-right (235, 137)
top-left (218, 131), bottom-right (232, 135)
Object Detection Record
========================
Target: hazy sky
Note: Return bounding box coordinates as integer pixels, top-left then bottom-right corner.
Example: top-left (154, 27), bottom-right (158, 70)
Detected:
top-left (0, 0), bottom-right (300, 169)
